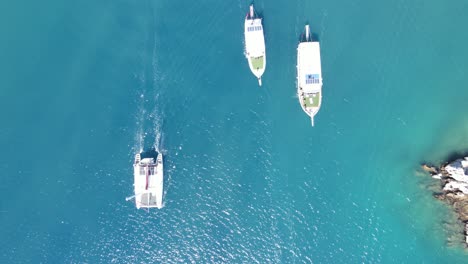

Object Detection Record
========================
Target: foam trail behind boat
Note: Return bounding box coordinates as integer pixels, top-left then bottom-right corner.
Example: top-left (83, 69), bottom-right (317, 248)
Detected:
top-left (134, 77), bottom-right (147, 153)
top-left (152, 110), bottom-right (163, 152)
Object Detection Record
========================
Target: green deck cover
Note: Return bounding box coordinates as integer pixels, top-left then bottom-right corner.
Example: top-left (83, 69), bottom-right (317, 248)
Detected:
top-left (251, 56), bottom-right (264, 70)
top-left (303, 92), bottom-right (320, 107)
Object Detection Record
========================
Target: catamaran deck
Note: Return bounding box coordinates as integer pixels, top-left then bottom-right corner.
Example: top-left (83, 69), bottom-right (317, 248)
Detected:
top-left (129, 150), bottom-right (164, 209)
top-left (138, 193), bottom-right (158, 207)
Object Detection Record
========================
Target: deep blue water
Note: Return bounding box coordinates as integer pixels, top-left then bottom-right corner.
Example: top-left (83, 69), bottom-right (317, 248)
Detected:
top-left (1, 0), bottom-right (468, 263)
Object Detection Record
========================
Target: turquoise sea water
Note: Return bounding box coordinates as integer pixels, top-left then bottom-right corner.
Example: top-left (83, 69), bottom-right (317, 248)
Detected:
top-left (2, 0), bottom-right (468, 262)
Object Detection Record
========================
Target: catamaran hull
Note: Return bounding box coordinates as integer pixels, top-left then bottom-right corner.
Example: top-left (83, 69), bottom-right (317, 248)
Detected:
top-left (155, 153), bottom-right (163, 208)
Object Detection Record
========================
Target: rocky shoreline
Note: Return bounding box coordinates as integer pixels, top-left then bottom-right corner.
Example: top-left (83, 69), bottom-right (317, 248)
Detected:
top-left (422, 157), bottom-right (468, 246)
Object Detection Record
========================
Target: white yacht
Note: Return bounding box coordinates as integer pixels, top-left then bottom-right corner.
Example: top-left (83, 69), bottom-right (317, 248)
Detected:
top-left (297, 24), bottom-right (323, 126)
top-left (244, 4), bottom-right (266, 86)
top-left (126, 150), bottom-right (163, 209)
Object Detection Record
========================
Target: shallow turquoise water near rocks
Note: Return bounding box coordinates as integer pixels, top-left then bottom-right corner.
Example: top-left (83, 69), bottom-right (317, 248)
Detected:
top-left (1, 0), bottom-right (468, 262)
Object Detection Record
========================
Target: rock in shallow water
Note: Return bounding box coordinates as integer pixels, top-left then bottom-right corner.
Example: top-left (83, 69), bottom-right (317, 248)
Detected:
top-left (421, 164), bottom-right (439, 174)
top-left (423, 156), bottom-right (468, 247)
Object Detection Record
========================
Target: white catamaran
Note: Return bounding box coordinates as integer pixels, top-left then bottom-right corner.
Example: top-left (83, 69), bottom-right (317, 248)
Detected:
top-left (126, 150), bottom-right (163, 209)
top-left (244, 4), bottom-right (266, 86)
top-left (297, 24), bottom-right (323, 126)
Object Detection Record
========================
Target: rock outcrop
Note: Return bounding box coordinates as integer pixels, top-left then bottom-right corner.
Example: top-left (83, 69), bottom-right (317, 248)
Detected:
top-left (422, 157), bottom-right (468, 247)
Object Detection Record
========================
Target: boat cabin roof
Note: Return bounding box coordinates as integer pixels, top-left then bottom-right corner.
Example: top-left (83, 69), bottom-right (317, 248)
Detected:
top-left (298, 42), bottom-right (322, 93)
top-left (244, 19), bottom-right (265, 57)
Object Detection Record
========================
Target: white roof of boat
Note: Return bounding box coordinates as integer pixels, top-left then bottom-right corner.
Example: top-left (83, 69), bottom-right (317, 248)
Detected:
top-left (298, 42), bottom-right (322, 93)
top-left (244, 18), bottom-right (265, 57)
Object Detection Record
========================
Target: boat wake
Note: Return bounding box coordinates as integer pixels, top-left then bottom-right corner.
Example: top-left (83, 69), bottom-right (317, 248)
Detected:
top-left (150, 102), bottom-right (164, 153)
top-left (133, 92), bottom-right (163, 154)
top-left (130, 15), bottom-right (168, 209)
top-left (134, 92), bottom-right (146, 153)
top-left (133, 16), bottom-right (164, 155)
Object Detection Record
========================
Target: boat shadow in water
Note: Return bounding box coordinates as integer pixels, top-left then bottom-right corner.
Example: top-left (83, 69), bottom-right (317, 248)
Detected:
top-left (299, 32), bottom-right (320, 42)
top-left (298, 24), bottom-right (320, 42)
top-left (247, 1), bottom-right (263, 20)
top-left (139, 148), bottom-right (159, 160)
top-left (311, 33), bottom-right (320, 42)
top-left (255, 9), bottom-right (264, 20)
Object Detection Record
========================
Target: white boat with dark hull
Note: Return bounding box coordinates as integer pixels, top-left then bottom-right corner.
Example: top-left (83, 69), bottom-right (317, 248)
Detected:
top-left (126, 149), bottom-right (163, 209)
top-left (244, 4), bottom-right (266, 86)
top-left (297, 24), bottom-right (323, 126)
